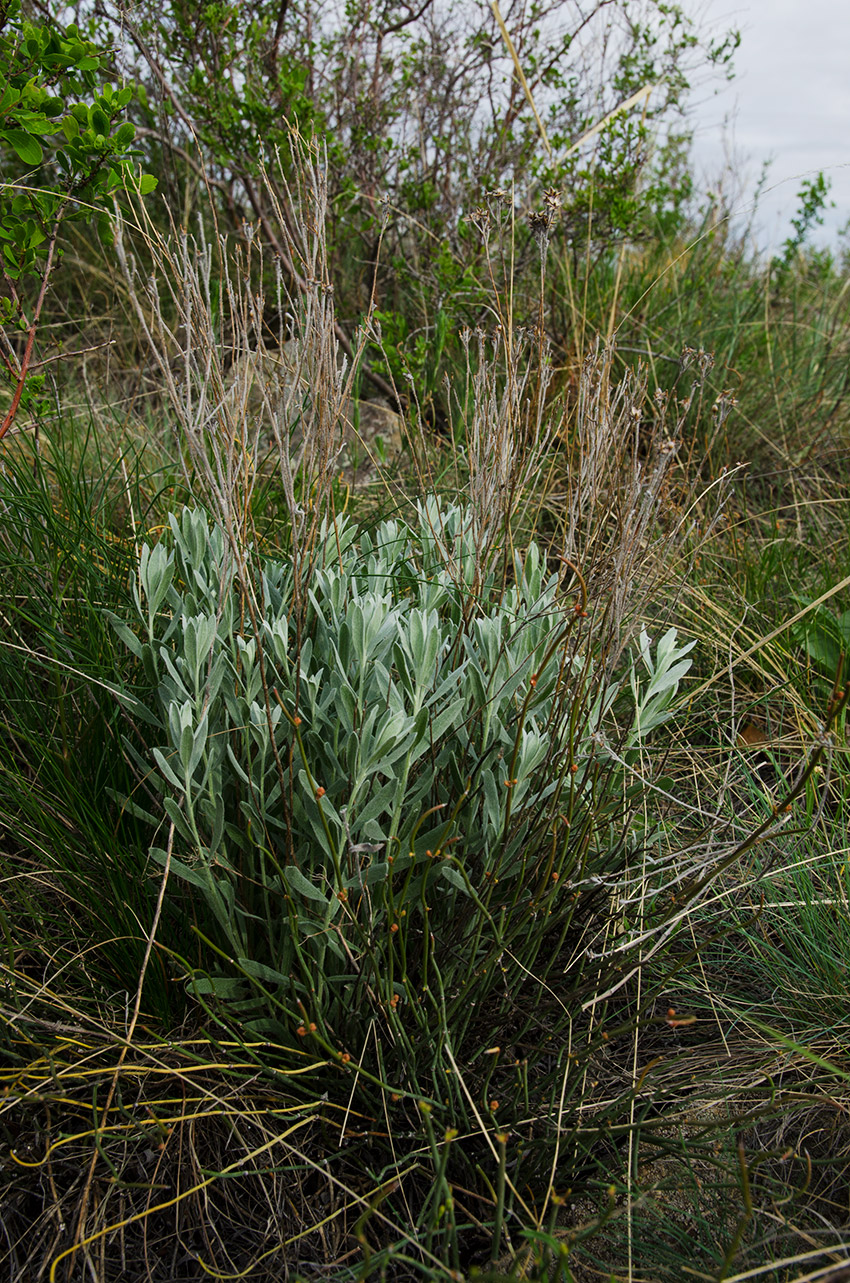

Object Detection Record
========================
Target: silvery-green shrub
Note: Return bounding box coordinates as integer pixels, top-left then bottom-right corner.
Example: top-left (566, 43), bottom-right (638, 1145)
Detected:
top-left (117, 498), bottom-right (695, 1121)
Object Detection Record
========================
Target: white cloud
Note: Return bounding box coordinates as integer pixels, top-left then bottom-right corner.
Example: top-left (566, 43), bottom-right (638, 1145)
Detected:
top-left (688, 0), bottom-right (850, 249)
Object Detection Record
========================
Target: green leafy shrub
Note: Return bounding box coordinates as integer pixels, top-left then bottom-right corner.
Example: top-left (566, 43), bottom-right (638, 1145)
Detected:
top-left (74, 0), bottom-right (740, 424)
top-left (0, 0), bottom-right (156, 438)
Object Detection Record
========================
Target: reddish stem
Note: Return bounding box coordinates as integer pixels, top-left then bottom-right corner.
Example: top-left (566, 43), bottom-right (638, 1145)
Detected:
top-left (0, 217), bottom-right (61, 442)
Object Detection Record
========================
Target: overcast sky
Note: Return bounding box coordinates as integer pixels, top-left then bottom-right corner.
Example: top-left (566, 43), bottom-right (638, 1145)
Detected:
top-left (685, 0), bottom-right (850, 252)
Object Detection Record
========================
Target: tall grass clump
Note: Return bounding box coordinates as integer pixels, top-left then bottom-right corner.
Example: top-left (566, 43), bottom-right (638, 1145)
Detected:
top-left (0, 435), bottom-right (196, 1028)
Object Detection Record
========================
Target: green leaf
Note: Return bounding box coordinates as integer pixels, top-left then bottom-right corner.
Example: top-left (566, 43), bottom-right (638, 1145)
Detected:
top-left (61, 114), bottom-right (79, 141)
top-left (138, 173), bottom-right (158, 195)
top-left (3, 242), bottom-right (21, 274)
top-left (113, 120), bottom-right (135, 148)
top-left (149, 847), bottom-right (209, 889)
top-left (427, 696), bottom-right (465, 742)
top-left (105, 790), bottom-right (159, 827)
top-left (162, 797), bottom-right (193, 842)
top-left (1, 129), bottom-right (43, 165)
top-left (96, 209), bottom-right (115, 246)
top-left (802, 629), bottom-right (841, 675)
top-left (191, 975), bottom-right (246, 999)
top-left (16, 114), bottom-right (58, 135)
top-left (282, 866), bottom-right (329, 905)
top-left (237, 959), bottom-right (290, 985)
top-left (152, 745), bottom-right (184, 791)
top-left (441, 865), bottom-right (471, 896)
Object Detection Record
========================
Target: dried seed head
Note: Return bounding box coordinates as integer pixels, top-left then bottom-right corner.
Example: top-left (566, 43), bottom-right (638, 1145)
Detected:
top-left (529, 188), bottom-right (561, 256)
top-left (468, 206), bottom-right (491, 237)
top-left (528, 210), bottom-right (551, 256)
